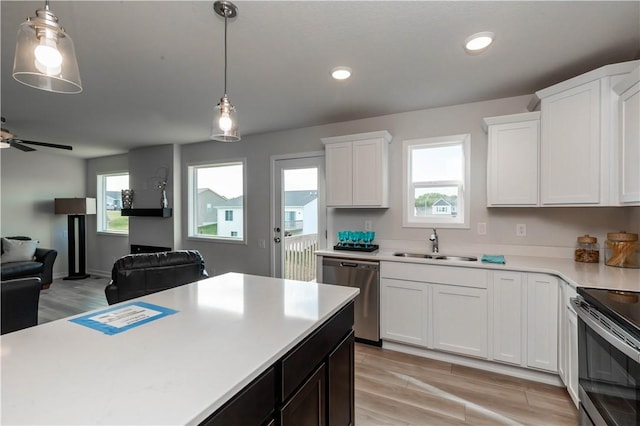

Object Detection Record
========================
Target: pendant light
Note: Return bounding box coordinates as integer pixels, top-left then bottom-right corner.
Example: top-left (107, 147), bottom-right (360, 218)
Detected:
top-left (12, 0), bottom-right (82, 94)
top-left (211, 1), bottom-right (240, 142)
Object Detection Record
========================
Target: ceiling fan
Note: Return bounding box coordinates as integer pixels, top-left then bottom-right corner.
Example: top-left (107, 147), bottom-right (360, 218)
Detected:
top-left (1, 117), bottom-right (72, 152)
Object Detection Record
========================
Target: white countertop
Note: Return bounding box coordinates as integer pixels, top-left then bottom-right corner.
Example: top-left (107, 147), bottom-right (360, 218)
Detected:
top-left (316, 249), bottom-right (640, 292)
top-left (0, 273), bottom-right (359, 425)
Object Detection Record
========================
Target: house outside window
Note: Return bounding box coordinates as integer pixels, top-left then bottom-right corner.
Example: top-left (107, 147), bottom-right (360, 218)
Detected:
top-left (97, 172), bottom-right (129, 233)
top-left (403, 134), bottom-right (470, 229)
top-left (188, 161), bottom-right (245, 242)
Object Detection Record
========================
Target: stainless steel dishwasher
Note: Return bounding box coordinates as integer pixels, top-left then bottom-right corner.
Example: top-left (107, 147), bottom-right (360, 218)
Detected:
top-left (322, 257), bottom-right (380, 345)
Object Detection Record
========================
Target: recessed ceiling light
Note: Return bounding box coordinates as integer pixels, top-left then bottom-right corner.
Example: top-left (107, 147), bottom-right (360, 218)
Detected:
top-left (331, 66), bottom-right (352, 80)
top-left (464, 32), bottom-right (495, 54)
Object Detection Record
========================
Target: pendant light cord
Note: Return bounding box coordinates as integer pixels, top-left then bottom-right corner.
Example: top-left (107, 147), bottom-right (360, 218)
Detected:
top-left (223, 7), bottom-right (228, 96)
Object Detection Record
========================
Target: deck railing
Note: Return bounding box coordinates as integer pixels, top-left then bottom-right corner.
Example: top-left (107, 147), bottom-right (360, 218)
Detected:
top-left (284, 233), bottom-right (317, 282)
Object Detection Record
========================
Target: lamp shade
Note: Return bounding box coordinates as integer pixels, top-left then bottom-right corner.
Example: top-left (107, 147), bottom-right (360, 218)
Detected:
top-left (55, 198), bottom-right (96, 215)
top-left (12, 7), bottom-right (82, 94)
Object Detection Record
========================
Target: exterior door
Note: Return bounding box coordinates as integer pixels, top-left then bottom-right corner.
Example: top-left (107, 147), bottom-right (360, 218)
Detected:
top-left (272, 155), bottom-right (325, 279)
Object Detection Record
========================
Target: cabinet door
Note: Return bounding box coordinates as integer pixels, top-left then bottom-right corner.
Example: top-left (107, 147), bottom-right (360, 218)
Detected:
top-left (352, 138), bottom-right (385, 206)
top-left (280, 364), bottom-right (326, 426)
top-left (526, 274), bottom-right (558, 372)
top-left (492, 272), bottom-right (524, 365)
top-left (325, 142), bottom-right (353, 206)
top-left (432, 284), bottom-right (488, 358)
top-left (619, 80), bottom-right (640, 203)
top-left (567, 305), bottom-right (579, 408)
top-left (541, 80), bottom-right (601, 204)
top-left (380, 278), bottom-right (428, 347)
top-left (558, 282), bottom-right (567, 384)
top-left (202, 368), bottom-right (275, 426)
top-left (327, 331), bottom-right (354, 426)
top-left (487, 120), bottom-right (539, 205)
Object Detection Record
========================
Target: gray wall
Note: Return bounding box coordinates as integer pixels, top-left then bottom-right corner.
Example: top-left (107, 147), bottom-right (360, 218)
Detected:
top-left (1, 148), bottom-right (85, 278)
top-left (83, 93), bottom-right (638, 277)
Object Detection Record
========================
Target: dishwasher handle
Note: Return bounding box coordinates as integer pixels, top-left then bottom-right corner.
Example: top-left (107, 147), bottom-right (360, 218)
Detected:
top-left (322, 257), bottom-right (379, 269)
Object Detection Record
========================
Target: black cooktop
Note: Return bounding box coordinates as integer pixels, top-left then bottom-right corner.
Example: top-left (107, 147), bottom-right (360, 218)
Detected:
top-left (578, 287), bottom-right (640, 337)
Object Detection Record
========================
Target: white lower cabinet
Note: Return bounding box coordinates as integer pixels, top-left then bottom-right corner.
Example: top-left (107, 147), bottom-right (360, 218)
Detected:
top-left (491, 271), bottom-right (525, 365)
top-left (526, 274), bottom-right (559, 372)
top-left (491, 272), bottom-right (558, 373)
top-left (380, 278), bottom-right (429, 347)
top-left (381, 263), bottom-right (562, 377)
top-left (432, 284), bottom-right (488, 358)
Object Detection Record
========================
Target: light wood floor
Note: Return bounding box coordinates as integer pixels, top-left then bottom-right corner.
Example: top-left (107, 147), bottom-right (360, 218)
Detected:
top-left (38, 275), bottom-right (110, 323)
top-left (355, 344), bottom-right (578, 425)
top-left (38, 277), bottom-right (578, 425)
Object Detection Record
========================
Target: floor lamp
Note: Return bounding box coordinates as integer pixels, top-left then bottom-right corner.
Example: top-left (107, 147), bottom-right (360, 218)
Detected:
top-left (55, 198), bottom-right (96, 280)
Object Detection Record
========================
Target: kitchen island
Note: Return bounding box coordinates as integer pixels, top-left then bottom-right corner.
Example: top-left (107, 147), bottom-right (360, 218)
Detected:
top-left (0, 273), bottom-right (359, 425)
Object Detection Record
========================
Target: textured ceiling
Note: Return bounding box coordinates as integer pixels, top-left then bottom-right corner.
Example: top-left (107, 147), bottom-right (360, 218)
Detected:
top-left (1, 1), bottom-right (639, 158)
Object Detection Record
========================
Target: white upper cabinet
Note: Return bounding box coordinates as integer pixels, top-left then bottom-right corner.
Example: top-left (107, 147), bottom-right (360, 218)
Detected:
top-left (540, 80), bottom-right (601, 205)
top-left (483, 112), bottom-right (540, 206)
top-left (614, 66), bottom-right (640, 205)
top-left (322, 131), bottom-right (392, 208)
top-left (532, 60), bottom-right (640, 206)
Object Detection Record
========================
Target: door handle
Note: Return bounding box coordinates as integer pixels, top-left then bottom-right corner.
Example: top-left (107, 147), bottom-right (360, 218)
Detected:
top-left (274, 237), bottom-right (281, 243)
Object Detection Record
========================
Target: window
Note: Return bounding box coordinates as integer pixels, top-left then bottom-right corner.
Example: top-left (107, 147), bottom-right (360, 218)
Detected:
top-left (189, 161), bottom-right (245, 241)
top-left (403, 134), bottom-right (470, 228)
top-left (97, 172), bottom-right (129, 233)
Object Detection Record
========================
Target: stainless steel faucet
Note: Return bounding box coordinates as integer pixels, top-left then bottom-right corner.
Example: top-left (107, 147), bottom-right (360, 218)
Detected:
top-left (429, 228), bottom-right (439, 253)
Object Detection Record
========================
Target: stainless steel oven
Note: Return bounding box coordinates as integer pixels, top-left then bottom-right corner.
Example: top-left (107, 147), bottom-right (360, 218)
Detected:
top-left (573, 288), bottom-right (639, 426)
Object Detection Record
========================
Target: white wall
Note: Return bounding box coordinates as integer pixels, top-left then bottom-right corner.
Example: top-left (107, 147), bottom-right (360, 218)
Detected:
top-left (1, 149), bottom-right (85, 278)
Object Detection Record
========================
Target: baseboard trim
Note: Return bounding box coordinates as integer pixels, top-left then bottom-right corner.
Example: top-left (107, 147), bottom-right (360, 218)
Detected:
top-left (382, 341), bottom-right (563, 386)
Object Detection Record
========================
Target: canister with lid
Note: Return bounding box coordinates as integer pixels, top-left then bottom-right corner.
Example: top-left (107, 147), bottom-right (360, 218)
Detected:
top-left (605, 231), bottom-right (639, 268)
top-left (574, 234), bottom-right (599, 263)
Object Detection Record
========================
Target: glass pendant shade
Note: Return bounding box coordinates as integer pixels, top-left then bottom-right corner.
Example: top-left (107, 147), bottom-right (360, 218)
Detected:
top-left (211, 94), bottom-right (240, 142)
top-left (12, 6), bottom-right (82, 94)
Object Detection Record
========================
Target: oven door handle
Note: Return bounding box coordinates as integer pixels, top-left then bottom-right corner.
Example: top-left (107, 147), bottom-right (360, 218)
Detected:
top-left (573, 299), bottom-right (640, 363)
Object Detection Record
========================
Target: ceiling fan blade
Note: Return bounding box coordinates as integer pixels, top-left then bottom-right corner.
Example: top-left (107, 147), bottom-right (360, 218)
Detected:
top-left (11, 141), bottom-right (36, 152)
top-left (15, 139), bottom-right (73, 150)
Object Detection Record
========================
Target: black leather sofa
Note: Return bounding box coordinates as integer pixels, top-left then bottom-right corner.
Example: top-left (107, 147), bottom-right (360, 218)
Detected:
top-left (1, 237), bottom-right (58, 289)
top-left (104, 250), bottom-right (208, 305)
top-left (1, 277), bottom-right (42, 334)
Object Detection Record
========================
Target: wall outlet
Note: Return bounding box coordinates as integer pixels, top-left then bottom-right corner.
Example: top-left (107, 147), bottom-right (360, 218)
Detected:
top-left (477, 222), bottom-right (487, 235)
top-left (364, 220), bottom-right (373, 231)
top-left (516, 224), bottom-right (527, 237)
top-left (258, 239), bottom-right (266, 249)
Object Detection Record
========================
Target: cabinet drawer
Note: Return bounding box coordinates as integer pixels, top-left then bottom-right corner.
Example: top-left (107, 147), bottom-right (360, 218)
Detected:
top-left (202, 367), bottom-right (275, 426)
top-left (381, 262), bottom-right (487, 288)
top-left (279, 302), bottom-right (353, 402)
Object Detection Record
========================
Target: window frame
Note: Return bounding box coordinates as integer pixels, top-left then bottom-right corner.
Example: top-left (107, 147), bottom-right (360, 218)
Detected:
top-left (188, 159), bottom-right (247, 244)
top-left (402, 134), bottom-right (471, 229)
top-left (96, 171), bottom-right (129, 235)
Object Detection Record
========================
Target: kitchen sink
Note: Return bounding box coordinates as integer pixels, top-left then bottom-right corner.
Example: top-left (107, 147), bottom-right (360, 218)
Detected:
top-left (433, 255), bottom-right (478, 262)
top-left (392, 252), bottom-right (477, 262)
top-left (393, 252), bottom-right (435, 259)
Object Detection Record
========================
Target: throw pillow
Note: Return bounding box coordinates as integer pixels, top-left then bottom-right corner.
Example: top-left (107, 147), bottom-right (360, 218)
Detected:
top-left (0, 238), bottom-right (37, 263)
